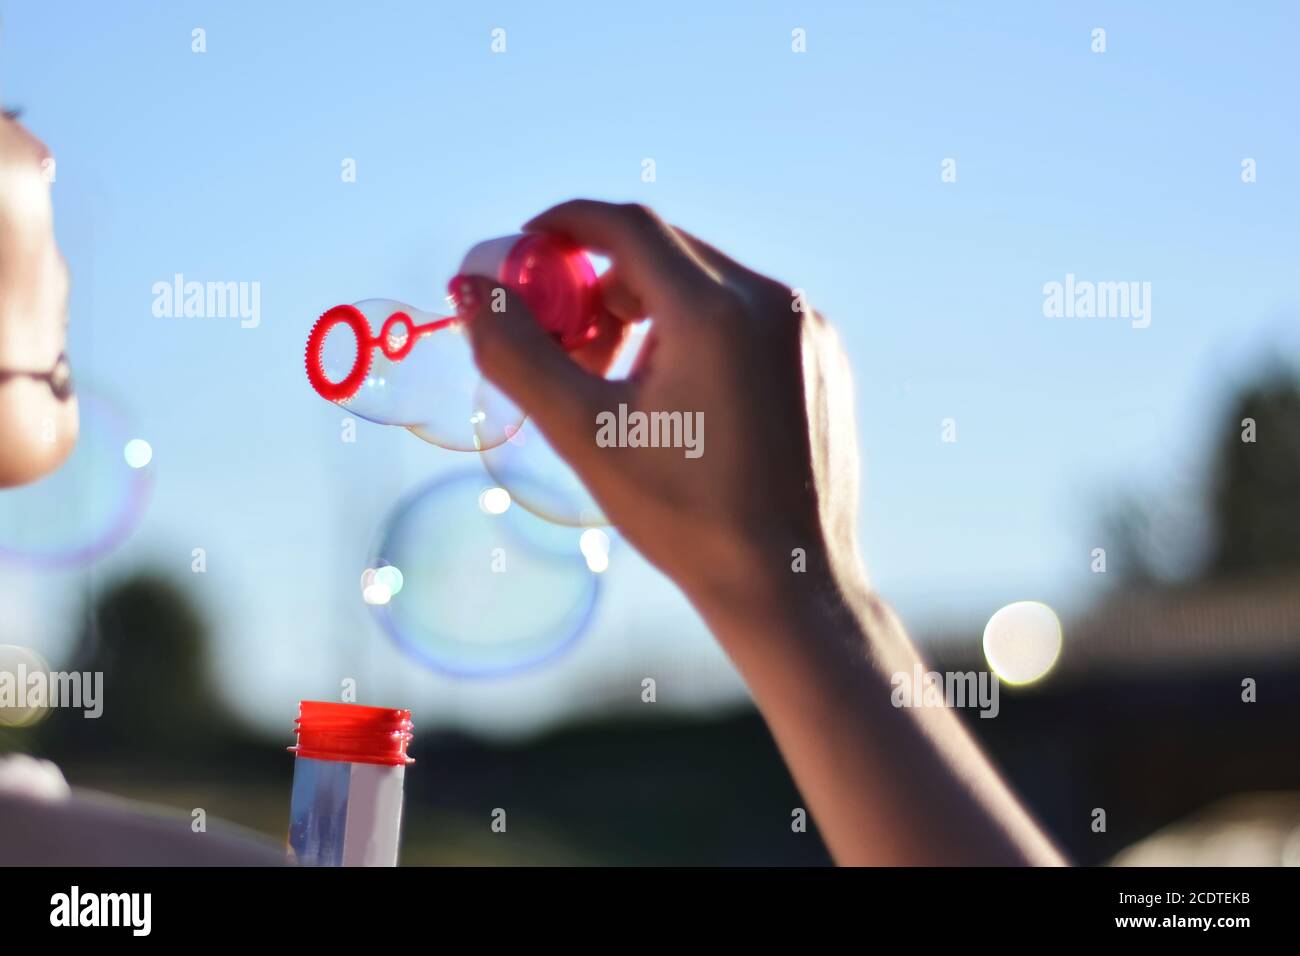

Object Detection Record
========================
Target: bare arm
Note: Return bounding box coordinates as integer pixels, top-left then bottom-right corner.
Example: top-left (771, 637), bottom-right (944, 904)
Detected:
top-left (453, 199), bottom-right (1064, 865)
top-left (693, 559), bottom-right (1063, 865)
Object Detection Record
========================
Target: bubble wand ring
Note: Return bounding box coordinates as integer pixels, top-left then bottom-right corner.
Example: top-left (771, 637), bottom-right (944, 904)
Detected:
top-left (305, 304), bottom-right (457, 403)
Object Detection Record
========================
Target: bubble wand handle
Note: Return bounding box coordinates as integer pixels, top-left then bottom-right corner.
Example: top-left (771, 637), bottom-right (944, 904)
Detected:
top-left (455, 233), bottom-right (601, 349)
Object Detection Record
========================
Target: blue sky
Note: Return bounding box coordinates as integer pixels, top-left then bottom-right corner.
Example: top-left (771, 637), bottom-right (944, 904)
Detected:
top-left (1, 1), bottom-right (1297, 738)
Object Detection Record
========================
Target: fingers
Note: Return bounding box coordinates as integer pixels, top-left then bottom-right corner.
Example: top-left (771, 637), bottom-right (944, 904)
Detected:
top-left (597, 267), bottom-right (647, 322)
top-left (450, 274), bottom-right (626, 468)
top-left (598, 226), bottom-right (784, 323)
top-left (524, 200), bottom-right (723, 320)
top-left (625, 326), bottom-right (659, 382)
top-left (570, 309), bottom-right (633, 376)
top-left (671, 225), bottom-right (779, 294)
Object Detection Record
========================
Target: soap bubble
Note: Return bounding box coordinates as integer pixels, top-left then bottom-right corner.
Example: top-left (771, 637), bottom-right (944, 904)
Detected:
top-left (367, 469), bottom-right (602, 677)
top-left (308, 299), bottom-right (523, 451)
top-left (476, 419), bottom-right (608, 527)
top-left (468, 320), bottom-right (656, 527)
top-left (0, 389), bottom-right (152, 569)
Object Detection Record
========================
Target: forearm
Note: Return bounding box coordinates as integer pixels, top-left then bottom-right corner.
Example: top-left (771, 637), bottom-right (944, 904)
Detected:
top-left (689, 560), bottom-right (1065, 866)
top-left (458, 197), bottom-right (1064, 864)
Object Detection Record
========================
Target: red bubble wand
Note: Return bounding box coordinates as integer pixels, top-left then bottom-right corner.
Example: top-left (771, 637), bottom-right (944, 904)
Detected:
top-left (305, 304), bottom-right (456, 403)
top-left (305, 234), bottom-right (601, 406)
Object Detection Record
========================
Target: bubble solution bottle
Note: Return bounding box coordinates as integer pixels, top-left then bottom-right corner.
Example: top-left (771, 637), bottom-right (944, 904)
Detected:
top-left (287, 700), bottom-right (414, 866)
top-left (456, 233), bottom-right (601, 349)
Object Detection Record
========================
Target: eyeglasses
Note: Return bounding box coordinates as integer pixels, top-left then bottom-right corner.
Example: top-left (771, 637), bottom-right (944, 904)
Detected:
top-left (0, 352), bottom-right (73, 400)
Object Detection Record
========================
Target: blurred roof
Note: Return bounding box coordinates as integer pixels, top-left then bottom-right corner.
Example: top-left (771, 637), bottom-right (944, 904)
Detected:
top-left (1064, 572), bottom-right (1300, 676)
top-left (929, 572), bottom-right (1300, 679)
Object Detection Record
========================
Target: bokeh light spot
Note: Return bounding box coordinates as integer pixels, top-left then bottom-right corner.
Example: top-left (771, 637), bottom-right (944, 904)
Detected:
top-left (580, 529), bottom-right (610, 573)
top-left (982, 601), bottom-right (1063, 685)
top-left (362, 582), bottom-right (392, 606)
top-left (478, 486), bottom-right (512, 515)
top-left (0, 645), bottom-right (53, 728)
top-left (123, 438), bottom-right (153, 469)
top-left (374, 565), bottom-right (404, 596)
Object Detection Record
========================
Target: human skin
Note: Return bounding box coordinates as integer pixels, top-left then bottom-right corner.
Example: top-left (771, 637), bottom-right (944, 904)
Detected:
top-left (0, 112), bottom-right (76, 488)
top-left (0, 126), bottom-right (1059, 862)
top-left (452, 200), bottom-right (1066, 865)
top-left (0, 115), bottom-right (290, 865)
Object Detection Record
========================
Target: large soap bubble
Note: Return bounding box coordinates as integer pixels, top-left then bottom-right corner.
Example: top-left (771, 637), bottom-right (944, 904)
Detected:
top-left (364, 469), bottom-right (605, 677)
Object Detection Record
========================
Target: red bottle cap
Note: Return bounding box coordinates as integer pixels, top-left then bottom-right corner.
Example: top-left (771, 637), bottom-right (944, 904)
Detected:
top-left (459, 234), bottom-right (600, 349)
top-left (289, 700), bottom-right (415, 767)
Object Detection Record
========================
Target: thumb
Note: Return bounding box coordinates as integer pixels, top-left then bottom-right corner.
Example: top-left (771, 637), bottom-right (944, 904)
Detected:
top-left (449, 274), bottom-right (623, 465)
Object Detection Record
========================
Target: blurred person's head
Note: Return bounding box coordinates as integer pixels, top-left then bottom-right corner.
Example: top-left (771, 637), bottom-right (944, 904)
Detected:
top-left (0, 111), bottom-right (76, 487)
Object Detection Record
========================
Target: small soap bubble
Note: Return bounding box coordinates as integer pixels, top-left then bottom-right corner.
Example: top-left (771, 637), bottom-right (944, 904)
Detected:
top-left (476, 419), bottom-right (608, 527)
top-left (368, 469), bottom-right (601, 677)
top-left (0, 389), bottom-right (152, 569)
top-left (468, 321), bottom-right (653, 527)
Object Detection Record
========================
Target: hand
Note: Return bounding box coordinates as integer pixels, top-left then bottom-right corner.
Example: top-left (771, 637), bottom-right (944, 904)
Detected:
top-left (455, 201), bottom-right (1063, 865)
top-left (452, 200), bottom-right (866, 624)
top-left (0, 112), bottom-right (76, 487)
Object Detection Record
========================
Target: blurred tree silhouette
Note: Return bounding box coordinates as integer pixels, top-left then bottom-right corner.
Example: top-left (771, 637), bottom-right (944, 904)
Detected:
top-left (36, 572), bottom-right (253, 764)
top-left (1105, 369), bottom-right (1300, 587)
top-left (1208, 374), bottom-right (1300, 579)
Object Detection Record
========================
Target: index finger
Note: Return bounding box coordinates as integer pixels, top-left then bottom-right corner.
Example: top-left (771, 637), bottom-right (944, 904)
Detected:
top-left (523, 200), bottom-right (723, 321)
